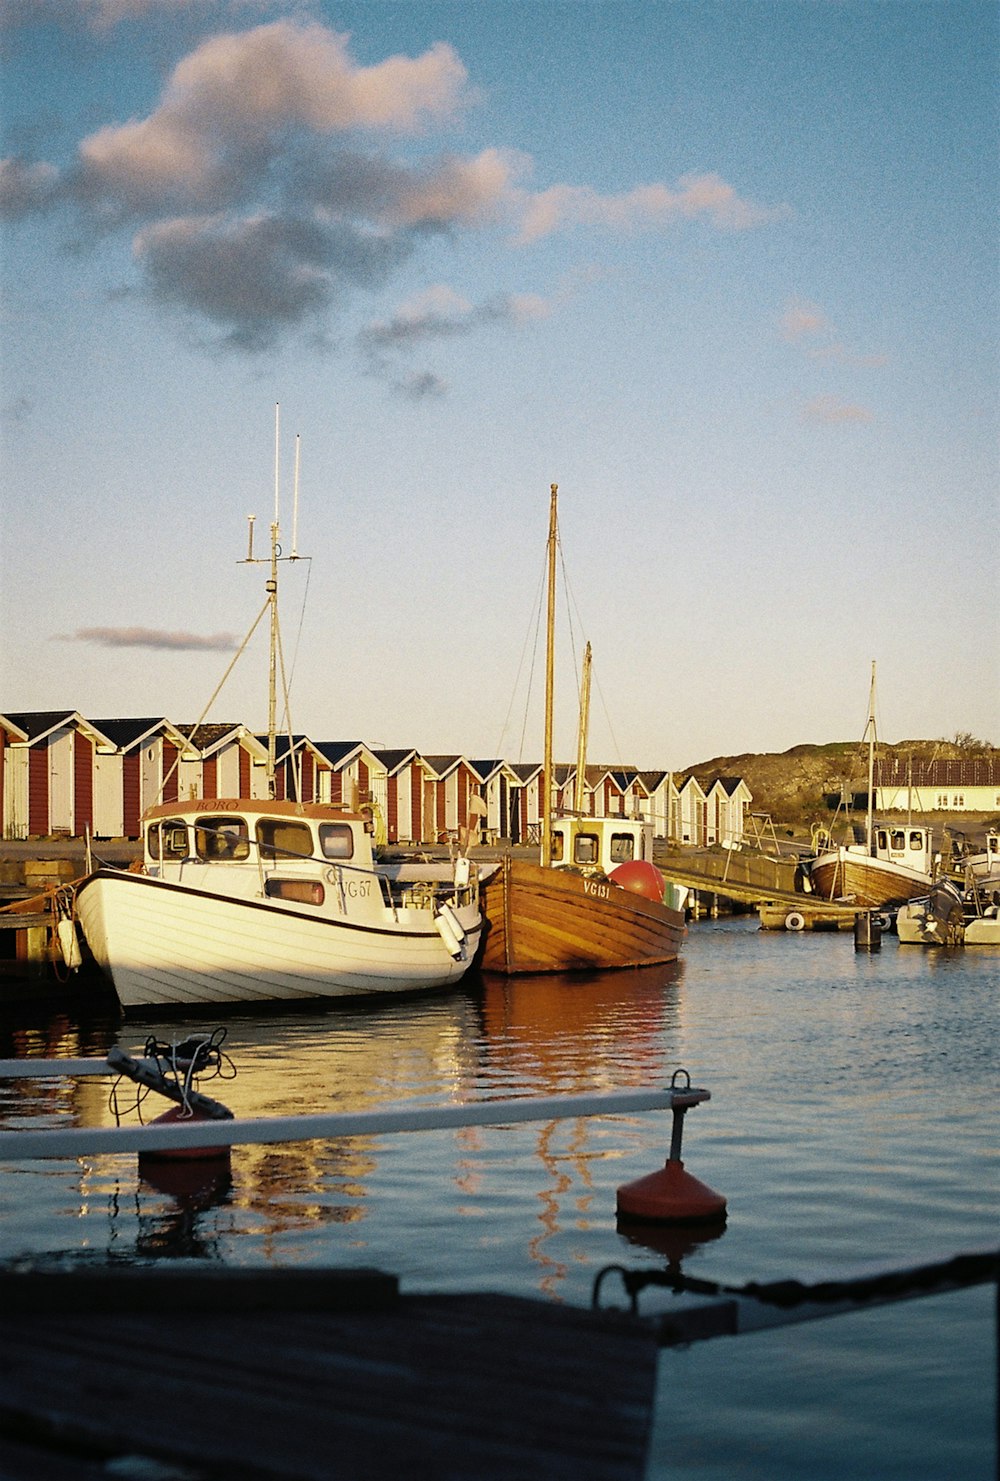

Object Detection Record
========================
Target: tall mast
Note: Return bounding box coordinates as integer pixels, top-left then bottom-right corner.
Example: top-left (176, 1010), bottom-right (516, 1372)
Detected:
top-left (266, 403), bottom-right (281, 796)
top-left (865, 659), bottom-right (877, 851)
top-left (541, 483), bottom-right (558, 867)
top-left (573, 642), bottom-right (592, 814)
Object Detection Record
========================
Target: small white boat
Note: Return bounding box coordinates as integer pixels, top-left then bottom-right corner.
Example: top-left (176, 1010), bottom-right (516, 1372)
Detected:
top-left (896, 875), bottom-right (1000, 947)
top-left (75, 798), bottom-right (482, 1010)
top-left (72, 417), bottom-right (483, 1012)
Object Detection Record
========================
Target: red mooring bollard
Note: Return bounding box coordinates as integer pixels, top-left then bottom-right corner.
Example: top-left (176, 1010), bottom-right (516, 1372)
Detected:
top-left (616, 1071), bottom-right (727, 1226)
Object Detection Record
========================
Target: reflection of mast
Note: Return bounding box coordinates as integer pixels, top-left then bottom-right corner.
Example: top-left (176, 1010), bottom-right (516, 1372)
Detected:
top-left (573, 642), bottom-right (592, 815)
top-left (541, 484), bottom-right (558, 867)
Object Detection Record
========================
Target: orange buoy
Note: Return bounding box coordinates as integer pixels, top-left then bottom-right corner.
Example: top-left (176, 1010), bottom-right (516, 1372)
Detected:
top-left (138, 1106), bottom-right (232, 1199)
top-left (616, 1157), bottom-right (727, 1225)
top-left (608, 859), bottom-right (667, 903)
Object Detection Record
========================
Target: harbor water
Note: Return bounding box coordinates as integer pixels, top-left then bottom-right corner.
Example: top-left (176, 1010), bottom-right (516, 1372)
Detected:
top-left (1, 916), bottom-right (996, 1479)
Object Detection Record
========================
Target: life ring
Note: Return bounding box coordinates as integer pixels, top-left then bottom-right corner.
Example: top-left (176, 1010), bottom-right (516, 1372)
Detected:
top-left (784, 910), bottom-right (806, 932)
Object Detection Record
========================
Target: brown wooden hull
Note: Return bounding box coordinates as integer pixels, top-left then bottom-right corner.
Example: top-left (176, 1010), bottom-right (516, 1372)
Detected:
top-left (808, 852), bottom-right (931, 909)
top-left (478, 857), bottom-right (686, 974)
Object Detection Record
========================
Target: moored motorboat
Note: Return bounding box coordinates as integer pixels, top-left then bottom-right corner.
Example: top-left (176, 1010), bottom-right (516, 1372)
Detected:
top-left (72, 419), bottom-right (483, 1011)
top-left (896, 874), bottom-right (1000, 946)
top-left (75, 798), bottom-right (482, 1010)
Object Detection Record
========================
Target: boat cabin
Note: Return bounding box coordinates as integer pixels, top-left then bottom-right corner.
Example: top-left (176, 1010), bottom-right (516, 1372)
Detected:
top-left (549, 814), bottom-right (655, 876)
top-left (141, 798), bottom-right (377, 885)
top-left (856, 823), bottom-right (936, 875)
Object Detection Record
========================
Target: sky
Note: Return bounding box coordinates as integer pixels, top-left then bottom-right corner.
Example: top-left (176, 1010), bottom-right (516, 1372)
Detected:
top-left (1, 0), bottom-right (997, 772)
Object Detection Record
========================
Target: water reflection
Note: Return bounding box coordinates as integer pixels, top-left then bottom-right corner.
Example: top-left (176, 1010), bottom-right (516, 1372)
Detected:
top-left (1, 961), bottom-right (690, 1280)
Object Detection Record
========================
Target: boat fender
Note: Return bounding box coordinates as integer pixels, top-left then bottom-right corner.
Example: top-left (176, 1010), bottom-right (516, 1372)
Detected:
top-left (56, 917), bottom-right (82, 971)
top-left (784, 911), bottom-right (806, 932)
top-left (434, 903), bottom-right (467, 960)
top-left (453, 857), bottom-right (470, 890)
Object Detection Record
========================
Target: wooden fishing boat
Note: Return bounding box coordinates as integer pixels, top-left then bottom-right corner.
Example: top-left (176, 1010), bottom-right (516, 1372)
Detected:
top-left (73, 418), bottom-right (482, 1011)
top-left (805, 663), bottom-right (936, 908)
top-left (478, 486), bottom-right (685, 975)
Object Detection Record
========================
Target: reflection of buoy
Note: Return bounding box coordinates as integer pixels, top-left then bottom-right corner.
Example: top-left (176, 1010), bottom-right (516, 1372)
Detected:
top-left (608, 859), bottom-right (667, 903)
top-left (617, 1159), bottom-right (727, 1225)
top-left (138, 1106), bottom-right (232, 1195)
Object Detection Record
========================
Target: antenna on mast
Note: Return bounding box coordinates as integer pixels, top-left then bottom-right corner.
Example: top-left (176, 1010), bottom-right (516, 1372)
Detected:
top-left (292, 434), bottom-right (300, 559)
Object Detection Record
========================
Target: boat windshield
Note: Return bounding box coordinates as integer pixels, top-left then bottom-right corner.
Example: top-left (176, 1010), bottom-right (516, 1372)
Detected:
top-left (319, 823), bottom-right (355, 860)
top-left (195, 816), bottom-right (250, 861)
top-left (257, 819), bottom-right (313, 861)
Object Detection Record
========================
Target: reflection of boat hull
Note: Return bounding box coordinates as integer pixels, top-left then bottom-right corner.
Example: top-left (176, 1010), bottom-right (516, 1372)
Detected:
top-left (76, 870), bottom-right (482, 1010)
top-left (479, 856), bottom-right (686, 975)
top-left (808, 850), bottom-right (931, 908)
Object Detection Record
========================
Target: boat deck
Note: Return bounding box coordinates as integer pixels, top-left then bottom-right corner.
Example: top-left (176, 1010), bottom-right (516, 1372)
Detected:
top-left (0, 1268), bottom-right (660, 1481)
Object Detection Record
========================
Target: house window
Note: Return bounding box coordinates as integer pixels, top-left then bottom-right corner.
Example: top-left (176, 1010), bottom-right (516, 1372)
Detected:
top-left (953, 794), bottom-right (964, 808)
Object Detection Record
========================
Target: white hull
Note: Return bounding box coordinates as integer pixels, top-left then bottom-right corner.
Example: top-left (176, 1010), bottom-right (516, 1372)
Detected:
top-left (76, 870), bottom-right (482, 1010)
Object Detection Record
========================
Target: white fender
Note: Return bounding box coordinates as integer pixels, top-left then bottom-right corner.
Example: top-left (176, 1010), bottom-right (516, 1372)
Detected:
top-left (435, 903), bottom-right (467, 960)
top-left (784, 911), bottom-right (806, 932)
top-left (57, 917), bottom-right (82, 970)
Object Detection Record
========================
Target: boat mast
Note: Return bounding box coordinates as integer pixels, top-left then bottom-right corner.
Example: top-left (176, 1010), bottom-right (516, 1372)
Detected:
top-left (541, 484), bottom-right (558, 867)
top-left (864, 659), bottom-right (877, 852)
top-left (266, 403), bottom-right (281, 795)
top-left (573, 642), bottom-right (592, 815)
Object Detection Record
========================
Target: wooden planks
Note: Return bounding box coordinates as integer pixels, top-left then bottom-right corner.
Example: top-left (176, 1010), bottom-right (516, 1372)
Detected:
top-left (480, 856), bottom-right (684, 974)
top-left (0, 1272), bottom-right (660, 1481)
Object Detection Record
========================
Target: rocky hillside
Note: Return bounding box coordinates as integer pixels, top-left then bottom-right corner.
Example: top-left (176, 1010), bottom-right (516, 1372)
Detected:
top-left (684, 739), bottom-right (1000, 837)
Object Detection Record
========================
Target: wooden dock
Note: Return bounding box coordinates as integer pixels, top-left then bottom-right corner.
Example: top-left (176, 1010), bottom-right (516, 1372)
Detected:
top-left (0, 1268), bottom-right (659, 1481)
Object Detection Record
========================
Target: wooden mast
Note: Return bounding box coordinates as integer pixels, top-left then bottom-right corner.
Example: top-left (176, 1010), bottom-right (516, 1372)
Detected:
top-left (864, 659), bottom-right (877, 853)
top-left (541, 484), bottom-right (558, 868)
top-left (573, 642), bottom-right (592, 815)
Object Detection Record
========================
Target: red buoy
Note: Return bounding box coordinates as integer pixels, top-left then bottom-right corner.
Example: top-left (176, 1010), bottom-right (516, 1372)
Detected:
top-left (608, 859), bottom-right (667, 903)
top-left (138, 1105), bottom-right (232, 1198)
top-left (616, 1158), bottom-right (727, 1225)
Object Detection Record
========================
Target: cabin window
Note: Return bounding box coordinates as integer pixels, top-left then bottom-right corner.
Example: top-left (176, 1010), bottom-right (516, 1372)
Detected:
top-left (264, 879), bottom-right (325, 906)
top-left (909, 831), bottom-right (924, 851)
top-left (147, 823), bottom-right (160, 859)
top-left (154, 821), bottom-right (189, 859)
top-left (550, 831), bottom-right (565, 862)
top-left (195, 816), bottom-right (250, 861)
top-left (573, 833), bottom-right (599, 866)
top-left (876, 829), bottom-right (889, 850)
top-left (257, 819), bottom-right (313, 861)
top-left (610, 834), bottom-right (635, 863)
top-left (319, 823), bottom-right (354, 860)
top-left (890, 831), bottom-right (905, 850)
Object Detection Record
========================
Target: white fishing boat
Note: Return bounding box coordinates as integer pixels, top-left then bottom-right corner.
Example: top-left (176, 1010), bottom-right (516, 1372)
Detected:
top-left (806, 663), bottom-right (937, 908)
top-left (73, 417), bottom-right (482, 1011)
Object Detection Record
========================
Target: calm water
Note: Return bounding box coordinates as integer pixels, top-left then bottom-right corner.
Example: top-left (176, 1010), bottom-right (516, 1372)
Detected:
top-left (1, 917), bottom-right (996, 1480)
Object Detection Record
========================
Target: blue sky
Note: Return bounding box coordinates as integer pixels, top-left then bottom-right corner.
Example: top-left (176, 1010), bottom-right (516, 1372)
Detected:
top-left (1, 1), bottom-right (997, 770)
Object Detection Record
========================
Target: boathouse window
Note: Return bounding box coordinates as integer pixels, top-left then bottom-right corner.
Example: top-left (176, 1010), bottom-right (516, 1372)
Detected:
top-left (264, 879), bottom-right (325, 906)
top-left (195, 816), bottom-right (250, 861)
top-left (319, 823), bottom-right (354, 860)
top-left (609, 833), bottom-right (636, 863)
top-left (573, 833), bottom-right (599, 866)
top-left (257, 819), bottom-right (313, 861)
